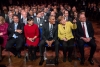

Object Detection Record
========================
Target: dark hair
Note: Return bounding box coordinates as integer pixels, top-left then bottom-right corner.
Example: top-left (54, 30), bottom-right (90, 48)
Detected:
top-left (64, 10), bottom-right (69, 14)
top-left (49, 15), bottom-right (55, 20)
top-left (79, 10), bottom-right (85, 14)
top-left (27, 17), bottom-right (34, 21)
top-left (13, 14), bottom-right (19, 19)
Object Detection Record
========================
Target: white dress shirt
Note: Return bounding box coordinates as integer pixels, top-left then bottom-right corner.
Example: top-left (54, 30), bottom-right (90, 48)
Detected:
top-left (81, 22), bottom-right (89, 38)
top-left (49, 23), bottom-right (53, 31)
top-left (37, 18), bottom-right (40, 23)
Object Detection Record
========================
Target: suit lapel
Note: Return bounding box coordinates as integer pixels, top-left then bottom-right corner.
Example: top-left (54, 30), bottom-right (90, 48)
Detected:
top-left (17, 23), bottom-right (20, 29)
top-left (79, 22), bottom-right (84, 33)
top-left (52, 24), bottom-right (54, 34)
top-left (79, 21), bottom-right (83, 30)
top-left (12, 23), bottom-right (15, 31)
top-left (47, 22), bottom-right (49, 33)
top-left (52, 24), bottom-right (56, 34)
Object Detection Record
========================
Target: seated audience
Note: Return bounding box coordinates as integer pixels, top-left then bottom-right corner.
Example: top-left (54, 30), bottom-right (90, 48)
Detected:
top-left (76, 14), bottom-right (96, 65)
top-left (24, 17), bottom-right (40, 61)
top-left (58, 16), bottom-right (77, 62)
top-left (6, 15), bottom-right (24, 58)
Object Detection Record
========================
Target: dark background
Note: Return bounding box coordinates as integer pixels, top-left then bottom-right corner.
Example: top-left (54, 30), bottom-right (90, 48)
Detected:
top-left (0, 0), bottom-right (100, 10)
top-left (0, 0), bottom-right (99, 5)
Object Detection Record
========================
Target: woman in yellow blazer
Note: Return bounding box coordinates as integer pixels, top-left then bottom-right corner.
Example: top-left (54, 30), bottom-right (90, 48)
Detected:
top-left (58, 16), bottom-right (77, 62)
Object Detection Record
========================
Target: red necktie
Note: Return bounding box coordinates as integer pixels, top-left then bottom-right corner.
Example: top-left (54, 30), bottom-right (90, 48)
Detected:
top-left (82, 23), bottom-right (86, 37)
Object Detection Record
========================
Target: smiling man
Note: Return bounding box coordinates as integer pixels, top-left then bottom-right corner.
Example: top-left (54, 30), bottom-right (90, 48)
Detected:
top-left (39, 16), bottom-right (59, 65)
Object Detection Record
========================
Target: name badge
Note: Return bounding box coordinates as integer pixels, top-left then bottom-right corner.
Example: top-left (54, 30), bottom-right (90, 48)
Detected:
top-left (40, 24), bottom-right (42, 26)
top-left (45, 20), bottom-right (47, 22)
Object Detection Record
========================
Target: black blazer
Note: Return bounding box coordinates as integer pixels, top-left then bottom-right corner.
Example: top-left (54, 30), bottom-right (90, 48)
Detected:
top-left (76, 21), bottom-right (94, 40)
top-left (7, 22), bottom-right (24, 39)
top-left (5, 17), bottom-right (13, 24)
top-left (42, 22), bottom-right (58, 41)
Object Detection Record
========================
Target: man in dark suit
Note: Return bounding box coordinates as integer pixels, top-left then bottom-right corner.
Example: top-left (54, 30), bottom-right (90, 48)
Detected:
top-left (5, 11), bottom-right (13, 24)
top-left (39, 16), bottom-right (59, 65)
top-left (14, 8), bottom-right (21, 18)
top-left (6, 15), bottom-right (24, 58)
top-left (20, 11), bottom-right (28, 25)
top-left (41, 11), bottom-right (48, 23)
top-left (1, 9), bottom-right (8, 19)
top-left (76, 14), bottom-right (96, 65)
top-left (28, 10), bottom-right (35, 19)
top-left (34, 11), bottom-right (44, 28)
top-left (63, 10), bottom-right (72, 22)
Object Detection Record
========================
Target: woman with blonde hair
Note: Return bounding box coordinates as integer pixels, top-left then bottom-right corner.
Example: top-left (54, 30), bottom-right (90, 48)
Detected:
top-left (0, 16), bottom-right (8, 61)
top-left (58, 16), bottom-right (77, 62)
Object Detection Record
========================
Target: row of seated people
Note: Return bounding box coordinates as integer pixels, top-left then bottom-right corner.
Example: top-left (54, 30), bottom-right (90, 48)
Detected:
top-left (0, 14), bottom-right (96, 66)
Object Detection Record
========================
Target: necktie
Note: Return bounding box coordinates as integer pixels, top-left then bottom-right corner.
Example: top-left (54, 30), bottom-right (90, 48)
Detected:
top-left (50, 25), bottom-right (53, 38)
top-left (82, 23), bottom-right (86, 37)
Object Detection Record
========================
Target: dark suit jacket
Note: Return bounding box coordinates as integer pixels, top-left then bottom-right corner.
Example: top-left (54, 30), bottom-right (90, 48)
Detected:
top-left (15, 12), bottom-right (21, 19)
top-left (1, 13), bottom-right (8, 19)
top-left (42, 22), bottom-right (58, 41)
top-left (34, 17), bottom-right (44, 28)
top-left (5, 17), bottom-right (13, 24)
top-left (42, 16), bottom-right (48, 23)
top-left (76, 21), bottom-right (94, 40)
top-left (7, 22), bottom-right (24, 39)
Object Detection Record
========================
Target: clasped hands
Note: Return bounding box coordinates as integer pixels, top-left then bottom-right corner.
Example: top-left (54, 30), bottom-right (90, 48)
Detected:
top-left (27, 37), bottom-right (35, 42)
top-left (15, 29), bottom-right (22, 33)
top-left (81, 37), bottom-right (91, 42)
top-left (46, 40), bottom-right (55, 47)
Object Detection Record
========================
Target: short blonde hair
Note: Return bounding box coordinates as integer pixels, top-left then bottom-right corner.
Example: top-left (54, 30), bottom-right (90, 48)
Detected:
top-left (0, 16), bottom-right (5, 24)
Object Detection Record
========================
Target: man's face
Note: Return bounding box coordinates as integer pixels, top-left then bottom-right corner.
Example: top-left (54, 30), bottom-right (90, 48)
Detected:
top-left (41, 12), bottom-right (44, 17)
top-left (8, 13), bottom-right (13, 18)
top-left (37, 13), bottom-right (42, 18)
top-left (49, 17), bottom-right (55, 24)
top-left (50, 11), bottom-right (56, 17)
top-left (79, 14), bottom-right (86, 22)
top-left (13, 16), bottom-right (19, 23)
top-left (29, 10), bottom-right (33, 15)
top-left (22, 12), bottom-right (27, 18)
top-left (64, 11), bottom-right (69, 17)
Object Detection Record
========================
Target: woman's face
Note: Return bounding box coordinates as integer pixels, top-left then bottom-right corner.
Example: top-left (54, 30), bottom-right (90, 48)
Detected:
top-left (60, 18), bottom-right (66, 25)
top-left (0, 21), bottom-right (2, 25)
top-left (28, 20), bottom-right (34, 25)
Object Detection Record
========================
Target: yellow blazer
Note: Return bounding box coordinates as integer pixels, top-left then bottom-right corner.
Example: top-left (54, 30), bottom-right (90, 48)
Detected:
top-left (58, 21), bottom-right (77, 40)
